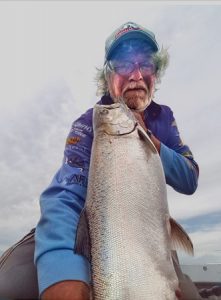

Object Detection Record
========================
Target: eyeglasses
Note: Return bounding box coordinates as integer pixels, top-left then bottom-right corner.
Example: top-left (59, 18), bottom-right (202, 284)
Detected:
top-left (107, 60), bottom-right (156, 76)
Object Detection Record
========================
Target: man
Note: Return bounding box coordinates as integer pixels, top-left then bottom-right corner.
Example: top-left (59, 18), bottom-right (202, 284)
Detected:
top-left (0, 22), bottom-right (199, 300)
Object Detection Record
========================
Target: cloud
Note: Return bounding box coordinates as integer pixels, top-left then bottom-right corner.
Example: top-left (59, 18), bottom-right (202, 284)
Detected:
top-left (0, 80), bottom-right (79, 254)
top-left (179, 213), bottom-right (221, 264)
top-left (168, 185), bottom-right (221, 221)
top-left (0, 3), bottom-right (221, 269)
top-left (178, 222), bottom-right (221, 265)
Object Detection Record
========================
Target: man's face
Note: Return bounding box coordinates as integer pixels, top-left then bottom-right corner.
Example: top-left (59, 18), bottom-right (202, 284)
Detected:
top-left (107, 50), bottom-right (156, 111)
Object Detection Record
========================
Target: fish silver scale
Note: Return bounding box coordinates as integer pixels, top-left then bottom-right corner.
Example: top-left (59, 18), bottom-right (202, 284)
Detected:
top-left (78, 103), bottom-right (179, 300)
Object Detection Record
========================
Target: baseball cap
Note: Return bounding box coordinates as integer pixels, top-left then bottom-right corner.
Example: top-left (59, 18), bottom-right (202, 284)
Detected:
top-left (105, 21), bottom-right (159, 61)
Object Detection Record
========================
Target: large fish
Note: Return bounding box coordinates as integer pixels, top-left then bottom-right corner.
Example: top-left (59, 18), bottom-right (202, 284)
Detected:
top-left (75, 101), bottom-right (193, 300)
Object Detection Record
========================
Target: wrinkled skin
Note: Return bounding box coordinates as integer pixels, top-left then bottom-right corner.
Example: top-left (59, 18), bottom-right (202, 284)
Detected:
top-left (107, 52), bottom-right (156, 111)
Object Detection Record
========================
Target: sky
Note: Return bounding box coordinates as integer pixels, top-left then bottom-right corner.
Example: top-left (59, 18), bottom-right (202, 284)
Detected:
top-left (0, 1), bottom-right (221, 276)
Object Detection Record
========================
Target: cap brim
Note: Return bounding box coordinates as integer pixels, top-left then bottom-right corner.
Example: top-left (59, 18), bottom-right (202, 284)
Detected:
top-left (106, 31), bottom-right (159, 60)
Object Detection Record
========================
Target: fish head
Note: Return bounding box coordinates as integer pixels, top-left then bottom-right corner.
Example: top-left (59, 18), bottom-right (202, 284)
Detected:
top-left (93, 102), bottom-right (136, 135)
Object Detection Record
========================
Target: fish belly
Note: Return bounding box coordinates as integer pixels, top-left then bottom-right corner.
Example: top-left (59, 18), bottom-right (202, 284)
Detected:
top-left (87, 130), bottom-right (178, 300)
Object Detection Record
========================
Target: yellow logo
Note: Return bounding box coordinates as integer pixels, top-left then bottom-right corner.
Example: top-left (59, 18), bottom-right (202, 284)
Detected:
top-left (66, 136), bottom-right (80, 145)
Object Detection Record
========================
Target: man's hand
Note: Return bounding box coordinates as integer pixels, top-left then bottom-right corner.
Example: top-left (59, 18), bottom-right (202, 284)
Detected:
top-left (41, 280), bottom-right (91, 300)
top-left (132, 111), bottom-right (147, 131)
top-left (132, 111), bottom-right (161, 153)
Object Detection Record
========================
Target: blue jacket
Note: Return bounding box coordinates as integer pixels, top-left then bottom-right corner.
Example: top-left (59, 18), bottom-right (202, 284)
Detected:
top-left (34, 96), bottom-right (199, 295)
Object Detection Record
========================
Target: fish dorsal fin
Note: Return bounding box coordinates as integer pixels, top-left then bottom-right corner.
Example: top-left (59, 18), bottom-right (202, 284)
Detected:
top-left (170, 217), bottom-right (194, 256)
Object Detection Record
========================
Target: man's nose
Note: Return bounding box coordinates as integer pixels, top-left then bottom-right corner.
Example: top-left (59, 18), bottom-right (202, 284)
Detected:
top-left (128, 66), bottom-right (143, 81)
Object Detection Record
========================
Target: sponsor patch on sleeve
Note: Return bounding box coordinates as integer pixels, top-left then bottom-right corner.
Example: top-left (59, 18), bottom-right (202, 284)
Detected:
top-left (64, 155), bottom-right (89, 171)
top-left (56, 173), bottom-right (88, 188)
top-left (66, 136), bottom-right (81, 145)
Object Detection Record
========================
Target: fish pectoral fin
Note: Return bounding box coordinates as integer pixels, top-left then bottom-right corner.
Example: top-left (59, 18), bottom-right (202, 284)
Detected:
top-left (137, 125), bottom-right (158, 154)
top-left (74, 208), bottom-right (91, 262)
top-left (170, 217), bottom-right (194, 256)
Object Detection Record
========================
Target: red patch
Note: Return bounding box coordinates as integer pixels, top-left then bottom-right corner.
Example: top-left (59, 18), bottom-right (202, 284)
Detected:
top-left (115, 26), bottom-right (140, 39)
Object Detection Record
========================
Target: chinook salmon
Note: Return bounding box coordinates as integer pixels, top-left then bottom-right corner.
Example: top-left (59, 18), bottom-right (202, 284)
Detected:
top-left (75, 102), bottom-right (193, 300)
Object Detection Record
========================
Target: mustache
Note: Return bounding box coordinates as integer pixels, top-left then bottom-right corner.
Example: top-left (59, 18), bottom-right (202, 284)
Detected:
top-left (122, 83), bottom-right (148, 94)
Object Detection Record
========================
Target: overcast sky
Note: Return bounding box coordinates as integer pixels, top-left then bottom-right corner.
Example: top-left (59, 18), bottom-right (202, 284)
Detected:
top-left (0, 1), bottom-right (221, 270)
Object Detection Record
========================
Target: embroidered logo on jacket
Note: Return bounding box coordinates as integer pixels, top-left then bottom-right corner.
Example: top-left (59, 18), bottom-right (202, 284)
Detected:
top-left (65, 155), bottom-right (88, 171)
top-left (56, 173), bottom-right (88, 188)
top-left (66, 136), bottom-right (80, 145)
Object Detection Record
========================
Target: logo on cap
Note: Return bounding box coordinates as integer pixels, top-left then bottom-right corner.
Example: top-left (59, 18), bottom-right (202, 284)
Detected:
top-left (115, 22), bottom-right (140, 39)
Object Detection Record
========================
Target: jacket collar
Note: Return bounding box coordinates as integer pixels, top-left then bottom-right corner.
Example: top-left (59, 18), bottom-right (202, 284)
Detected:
top-left (100, 95), bottom-right (162, 119)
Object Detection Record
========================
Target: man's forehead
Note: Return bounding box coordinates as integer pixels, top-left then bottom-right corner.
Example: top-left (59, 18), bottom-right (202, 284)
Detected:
top-left (110, 38), bottom-right (154, 61)
top-left (111, 49), bottom-right (154, 63)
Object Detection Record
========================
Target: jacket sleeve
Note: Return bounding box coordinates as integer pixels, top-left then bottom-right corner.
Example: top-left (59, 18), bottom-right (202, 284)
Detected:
top-left (34, 111), bottom-right (93, 296)
top-left (159, 109), bottom-right (199, 195)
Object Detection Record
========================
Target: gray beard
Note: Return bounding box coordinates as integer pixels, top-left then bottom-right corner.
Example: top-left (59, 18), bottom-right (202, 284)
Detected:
top-left (124, 93), bottom-right (151, 111)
